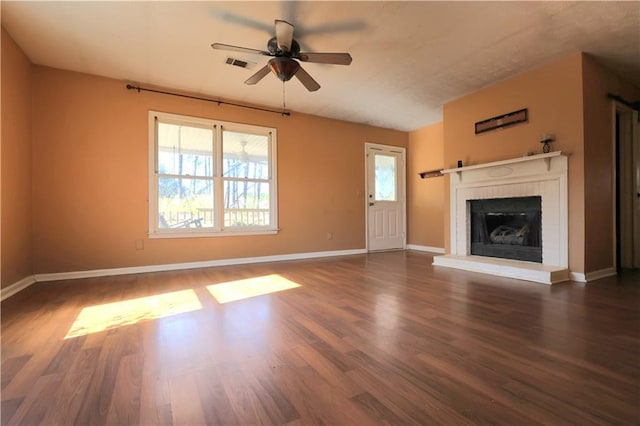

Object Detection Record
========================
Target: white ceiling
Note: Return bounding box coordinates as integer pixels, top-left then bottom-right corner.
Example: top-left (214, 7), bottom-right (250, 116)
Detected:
top-left (2, 1), bottom-right (639, 131)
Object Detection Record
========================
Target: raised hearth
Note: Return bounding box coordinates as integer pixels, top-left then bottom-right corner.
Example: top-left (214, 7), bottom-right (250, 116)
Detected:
top-left (433, 152), bottom-right (569, 284)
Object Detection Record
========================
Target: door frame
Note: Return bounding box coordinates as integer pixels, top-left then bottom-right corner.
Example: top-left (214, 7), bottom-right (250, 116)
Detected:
top-left (613, 101), bottom-right (640, 269)
top-left (364, 142), bottom-right (407, 252)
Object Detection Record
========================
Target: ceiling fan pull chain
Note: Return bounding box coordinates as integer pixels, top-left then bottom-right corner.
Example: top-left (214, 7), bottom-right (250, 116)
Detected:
top-left (282, 81), bottom-right (286, 109)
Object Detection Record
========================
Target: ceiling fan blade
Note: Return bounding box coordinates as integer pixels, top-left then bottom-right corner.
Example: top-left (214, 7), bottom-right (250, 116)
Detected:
top-left (275, 19), bottom-right (294, 52)
top-left (244, 65), bottom-right (271, 85)
top-left (211, 43), bottom-right (270, 56)
top-left (297, 52), bottom-right (352, 65)
top-left (294, 65), bottom-right (321, 92)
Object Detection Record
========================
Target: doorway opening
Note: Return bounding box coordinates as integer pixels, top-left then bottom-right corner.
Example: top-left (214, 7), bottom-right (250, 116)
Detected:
top-left (615, 103), bottom-right (640, 271)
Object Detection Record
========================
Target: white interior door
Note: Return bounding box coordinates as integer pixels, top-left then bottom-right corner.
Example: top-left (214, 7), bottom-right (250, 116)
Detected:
top-left (366, 144), bottom-right (405, 251)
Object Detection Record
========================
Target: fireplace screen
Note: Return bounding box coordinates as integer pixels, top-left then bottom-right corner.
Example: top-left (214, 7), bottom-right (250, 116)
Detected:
top-left (469, 196), bottom-right (542, 263)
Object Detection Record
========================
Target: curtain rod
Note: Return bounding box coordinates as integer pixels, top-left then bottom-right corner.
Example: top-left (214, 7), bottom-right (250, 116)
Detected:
top-left (126, 84), bottom-right (291, 116)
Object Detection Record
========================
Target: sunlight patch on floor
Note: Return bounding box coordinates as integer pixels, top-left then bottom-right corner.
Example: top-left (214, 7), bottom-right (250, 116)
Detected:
top-left (65, 289), bottom-right (202, 339)
top-left (206, 274), bottom-right (301, 304)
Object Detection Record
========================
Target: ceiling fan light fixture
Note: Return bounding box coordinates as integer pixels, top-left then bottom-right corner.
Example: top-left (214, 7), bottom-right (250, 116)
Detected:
top-left (268, 57), bottom-right (300, 82)
top-left (212, 19), bottom-right (351, 91)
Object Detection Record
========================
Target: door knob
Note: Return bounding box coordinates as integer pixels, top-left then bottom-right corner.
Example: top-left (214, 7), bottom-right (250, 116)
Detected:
top-left (369, 202), bottom-right (375, 206)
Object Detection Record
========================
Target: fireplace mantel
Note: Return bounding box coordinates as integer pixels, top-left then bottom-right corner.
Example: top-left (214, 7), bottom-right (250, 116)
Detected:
top-left (441, 151), bottom-right (562, 177)
top-left (433, 151), bottom-right (569, 284)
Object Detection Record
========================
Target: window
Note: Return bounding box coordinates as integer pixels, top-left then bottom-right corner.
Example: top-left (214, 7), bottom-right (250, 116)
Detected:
top-left (374, 154), bottom-right (397, 201)
top-left (149, 111), bottom-right (277, 237)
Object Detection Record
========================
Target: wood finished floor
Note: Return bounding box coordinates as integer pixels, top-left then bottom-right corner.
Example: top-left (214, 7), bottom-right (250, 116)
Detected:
top-left (2, 251), bottom-right (639, 425)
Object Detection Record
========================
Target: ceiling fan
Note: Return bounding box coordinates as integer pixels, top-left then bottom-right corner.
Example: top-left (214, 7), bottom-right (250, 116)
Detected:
top-left (211, 19), bottom-right (352, 92)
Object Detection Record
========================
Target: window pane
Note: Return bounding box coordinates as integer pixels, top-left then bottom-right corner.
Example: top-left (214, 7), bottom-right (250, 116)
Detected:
top-left (222, 130), bottom-right (269, 178)
top-left (223, 180), bottom-right (270, 227)
top-left (375, 154), bottom-right (397, 201)
top-left (157, 122), bottom-right (213, 177)
top-left (158, 177), bottom-right (214, 228)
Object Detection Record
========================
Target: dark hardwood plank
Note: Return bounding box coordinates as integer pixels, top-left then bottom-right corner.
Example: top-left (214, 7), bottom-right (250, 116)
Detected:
top-left (218, 362), bottom-right (274, 425)
top-left (41, 370), bottom-right (94, 424)
top-left (105, 353), bottom-right (143, 425)
top-left (1, 251), bottom-right (639, 425)
top-left (138, 372), bottom-right (173, 426)
top-left (6, 373), bottom-right (65, 425)
top-left (194, 365), bottom-right (240, 426)
top-left (73, 332), bottom-right (130, 425)
top-left (350, 391), bottom-right (416, 425)
top-left (43, 334), bottom-right (86, 374)
top-left (0, 398), bottom-right (23, 425)
top-left (1, 355), bottom-right (31, 389)
top-left (1, 347), bottom-right (61, 401)
top-left (169, 373), bottom-right (207, 425)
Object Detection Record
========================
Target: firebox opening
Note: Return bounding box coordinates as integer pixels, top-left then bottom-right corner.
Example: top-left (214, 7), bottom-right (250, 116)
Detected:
top-left (469, 196), bottom-right (542, 263)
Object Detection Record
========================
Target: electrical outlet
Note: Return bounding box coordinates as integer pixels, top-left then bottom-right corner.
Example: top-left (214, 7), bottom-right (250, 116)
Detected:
top-left (135, 239), bottom-right (144, 250)
top-left (326, 232), bottom-right (333, 240)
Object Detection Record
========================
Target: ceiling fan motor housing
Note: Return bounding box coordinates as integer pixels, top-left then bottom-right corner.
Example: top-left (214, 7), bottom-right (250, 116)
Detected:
top-left (268, 57), bottom-right (300, 81)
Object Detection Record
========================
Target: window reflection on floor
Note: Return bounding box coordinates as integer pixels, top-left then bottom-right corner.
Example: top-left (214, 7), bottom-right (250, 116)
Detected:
top-left (65, 289), bottom-right (202, 339)
top-left (207, 274), bottom-right (301, 304)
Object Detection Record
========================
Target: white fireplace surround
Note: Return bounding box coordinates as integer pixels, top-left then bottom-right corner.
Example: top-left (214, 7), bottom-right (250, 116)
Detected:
top-left (433, 152), bottom-right (569, 284)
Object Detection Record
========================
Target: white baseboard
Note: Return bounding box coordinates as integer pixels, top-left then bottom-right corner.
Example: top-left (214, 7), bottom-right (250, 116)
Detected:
top-left (4, 249), bottom-right (365, 301)
top-left (406, 244), bottom-right (445, 254)
top-left (33, 248), bottom-right (368, 283)
top-left (10, 248), bottom-right (615, 300)
top-left (570, 272), bottom-right (586, 282)
top-left (1, 275), bottom-right (37, 301)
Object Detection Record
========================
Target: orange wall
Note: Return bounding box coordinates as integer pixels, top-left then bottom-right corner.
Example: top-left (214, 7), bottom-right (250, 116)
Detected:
top-left (407, 122), bottom-right (444, 249)
top-left (31, 66), bottom-right (408, 274)
top-left (582, 54), bottom-right (640, 273)
top-left (443, 53), bottom-right (586, 272)
top-left (9, 41), bottom-right (634, 278)
top-left (1, 28), bottom-right (33, 288)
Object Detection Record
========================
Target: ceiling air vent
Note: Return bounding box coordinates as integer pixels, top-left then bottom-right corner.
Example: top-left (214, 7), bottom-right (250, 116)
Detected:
top-left (225, 57), bottom-right (256, 70)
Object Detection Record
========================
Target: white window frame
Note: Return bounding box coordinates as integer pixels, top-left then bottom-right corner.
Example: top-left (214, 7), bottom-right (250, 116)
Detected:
top-left (148, 111), bottom-right (278, 238)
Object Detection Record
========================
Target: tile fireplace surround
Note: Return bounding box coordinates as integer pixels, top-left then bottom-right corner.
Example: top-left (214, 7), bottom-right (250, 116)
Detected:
top-left (433, 152), bottom-right (569, 284)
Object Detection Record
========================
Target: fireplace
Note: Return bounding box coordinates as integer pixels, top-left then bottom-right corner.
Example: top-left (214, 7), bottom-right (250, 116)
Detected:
top-left (433, 152), bottom-right (569, 284)
top-left (469, 196), bottom-right (542, 263)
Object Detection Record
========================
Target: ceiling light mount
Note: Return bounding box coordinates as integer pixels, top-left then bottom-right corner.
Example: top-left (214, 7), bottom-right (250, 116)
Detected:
top-left (267, 37), bottom-right (300, 57)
